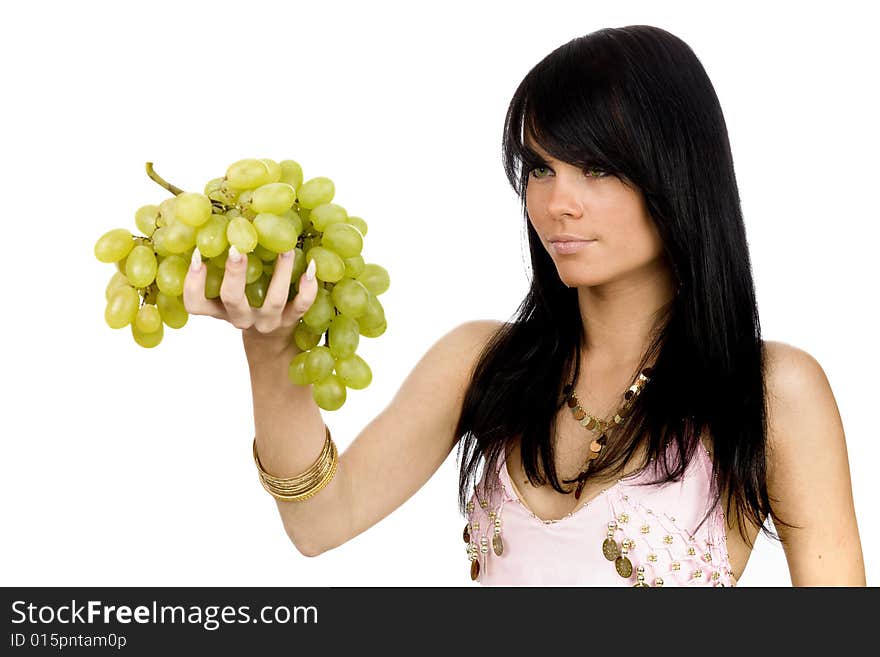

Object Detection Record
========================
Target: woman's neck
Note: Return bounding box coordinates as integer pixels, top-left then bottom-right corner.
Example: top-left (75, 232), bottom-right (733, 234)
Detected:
top-left (576, 261), bottom-right (675, 367)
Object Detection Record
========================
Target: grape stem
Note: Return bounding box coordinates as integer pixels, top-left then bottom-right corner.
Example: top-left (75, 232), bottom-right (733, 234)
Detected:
top-left (145, 162), bottom-right (185, 196)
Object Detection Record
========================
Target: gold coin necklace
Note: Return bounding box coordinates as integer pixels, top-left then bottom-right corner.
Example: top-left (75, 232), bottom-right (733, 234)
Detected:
top-left (561, 366), bottom-right (653, 499)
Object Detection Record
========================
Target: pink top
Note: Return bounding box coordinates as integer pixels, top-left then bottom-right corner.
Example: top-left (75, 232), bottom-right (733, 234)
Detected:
top-left (464, 440), bottom-right (736, 586)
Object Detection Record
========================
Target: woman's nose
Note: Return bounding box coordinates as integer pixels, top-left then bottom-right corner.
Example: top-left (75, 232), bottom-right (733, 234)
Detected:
top-left (545, 176), bottom-right (583, 220)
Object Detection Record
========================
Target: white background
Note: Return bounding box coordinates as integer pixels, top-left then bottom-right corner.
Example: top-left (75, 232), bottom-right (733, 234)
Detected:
top-left (1, 0), bottom-right (876, 587)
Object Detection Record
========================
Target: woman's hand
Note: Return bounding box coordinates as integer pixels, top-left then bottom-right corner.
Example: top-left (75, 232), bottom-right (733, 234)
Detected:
top-left (182, 245), bottom-right (318, 342)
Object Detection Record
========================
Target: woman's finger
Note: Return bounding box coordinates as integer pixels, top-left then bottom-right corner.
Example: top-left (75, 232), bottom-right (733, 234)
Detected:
top-left (219, 245), bottom-right (253, 329)
top-left (183, 247), bottom-right (228, 319)
top-left (252, 249), bottom-right (297, 333)
top-left (280, 259), bottom-right (318, 327)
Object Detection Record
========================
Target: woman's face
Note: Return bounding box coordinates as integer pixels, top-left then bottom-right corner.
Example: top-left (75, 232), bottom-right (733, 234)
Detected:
top-left (525, 138), bottom-right (669, 289)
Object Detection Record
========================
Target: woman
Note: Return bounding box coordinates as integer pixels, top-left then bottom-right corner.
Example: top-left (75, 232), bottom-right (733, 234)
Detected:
top-left (182, 25), bottom-right (865, 586)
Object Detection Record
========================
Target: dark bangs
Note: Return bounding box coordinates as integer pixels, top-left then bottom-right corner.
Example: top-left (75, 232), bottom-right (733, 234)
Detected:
top-left (502, 36), bottom-right (638, 199)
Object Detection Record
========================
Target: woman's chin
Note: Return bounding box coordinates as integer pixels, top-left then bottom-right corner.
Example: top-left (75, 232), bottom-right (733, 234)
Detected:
top-left (556, 271), bottom-right (607, 289)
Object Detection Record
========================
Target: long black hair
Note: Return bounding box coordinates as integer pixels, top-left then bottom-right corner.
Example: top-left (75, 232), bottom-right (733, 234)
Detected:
top-left (454, 25), bottom-right (790, 545)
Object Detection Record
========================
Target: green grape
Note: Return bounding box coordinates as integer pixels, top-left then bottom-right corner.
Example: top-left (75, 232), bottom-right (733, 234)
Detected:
top-left (344, 255), bottom-right (365, 279)
top-left (304, 345), bottom-right (335, 382)
top-left (251, 182), bottom-right (296, 214)
top-left (310, 202), bottom-right (347, 231)
top-left (346, 216), bottom-right (368, 237)
top-left (226, 158), bottom-right (272, 190)
top-left (125, 245), bottom-right (158, 288)
top-left (156, 291), bottom-right (188, 329)
top-left (357, 263), bottom-right (391, 295)
top-left (305, 246), bottom-right (345, 283)
top-left (360, 320), bottom-right (386, 338)
top-left (94, 228), bottom-right (134, 263)
top-left (205, 266), bottom-right (223, 298)
top-left (357, 293), bottom-right (386, 334)
top-left (226, 207), bottom-right (242, 219)
top-left (105, 271), bottom-right (130, 301)
top-left (208, 249), bottom-right (228, 269)
top-left (105, 286), bottom-right (140, 328)
top-left (158, 197), bottom-right (177, 226)
top-left (322, 222), bottom-right (363, 258)
top-left (245, 253), bottom-right (263, 284)
top-left (302, 288), bottom-right (334, 331)
top-left (293, 320), bottom-right (323, 351)
top-left (254, 212), bottom-right (301, 253)
top-left (196, 214), bottom-right (229, 258)
top-left (281, 208), bottom-right (304, 234)
top-left (245, 274), bottom-right (270, 307)
top-left (263, 260), bottom-right (275, 277)
top-left (135, 204), bottom-right (160, 236)
top-left (252, 243), bottom-right (278, 261)
top-left (297, 177), bottom-right (335, 209)
top-left (227, 216), bottom-right (258, 253)
top-left (280, 160), bottom-right (303, 191)
top-left (290, 247), bottom-right (307, 283)
top-left (260, 159), bottom-right (282, 183)
top-left (174, 192), bottom-right (213, 227)
top-left (135, 304), bottom-right (162, 333)
top-left (335, 353), bottom-right (372, 389)
top-left (288, 351), bottom-right (311, 385)
top-left (330, 278), bottom-right (370, 318)
top-left (156, 255), bottom-right (188, 296)
top-left (328, 314), bottom-right (359, 358)
top-left (151, 227), bottom-right (172, 257)
top-left (312, 373), bottom-right (346, 411)
top-left (163, 221), bottom-right (197, 254)
top-left (131, 322), bottom-right (163, 348)
top-left (204, 177), bottom-right (223, 197)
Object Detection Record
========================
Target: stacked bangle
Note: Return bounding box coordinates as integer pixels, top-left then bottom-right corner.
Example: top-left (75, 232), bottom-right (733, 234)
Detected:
top-left (253, 425), bottom-right (338, 502)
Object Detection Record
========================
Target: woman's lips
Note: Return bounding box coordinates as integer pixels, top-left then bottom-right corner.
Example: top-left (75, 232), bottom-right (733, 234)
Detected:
top-left (550, 240), bottom-right (597, 254)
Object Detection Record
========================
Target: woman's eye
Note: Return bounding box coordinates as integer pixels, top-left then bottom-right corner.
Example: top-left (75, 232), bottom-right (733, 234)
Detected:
top-left (585, 166), bottom-right (607, 178)
top-left (529, 166), bottom-right (551, 179)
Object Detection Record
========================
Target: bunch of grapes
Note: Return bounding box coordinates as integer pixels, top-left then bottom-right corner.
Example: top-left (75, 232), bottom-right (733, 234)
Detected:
top-left (94, 158), bottom-right (390, 411)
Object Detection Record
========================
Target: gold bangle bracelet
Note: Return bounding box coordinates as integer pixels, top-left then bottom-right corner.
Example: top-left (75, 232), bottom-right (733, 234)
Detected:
top-left (253, 426), bottom-right (338, 502)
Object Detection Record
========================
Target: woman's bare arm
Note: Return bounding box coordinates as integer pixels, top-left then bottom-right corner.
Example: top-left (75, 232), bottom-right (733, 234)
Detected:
top-left (300, 319), bottom-right (501, 555)
top-left (242, 317), bottom-right (502, 557)
top-left (763, 340), bottom-right (866, 585)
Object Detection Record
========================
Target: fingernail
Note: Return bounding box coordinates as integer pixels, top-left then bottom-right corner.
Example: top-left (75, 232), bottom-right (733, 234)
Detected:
top-left (280, 249), bottom-right (293, 259)
top-left (305, 259), bottom-right (316, 280)
top-left (190, 247), bottom-right (202, 271)
top-left (229, 245), bottom-right (242, 263)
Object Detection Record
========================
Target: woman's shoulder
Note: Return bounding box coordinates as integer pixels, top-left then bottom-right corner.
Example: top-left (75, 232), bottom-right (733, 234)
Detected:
top-left (761, 339), bottom-right (831, 408)
top-left (760, 338), bottom-right (843, 479)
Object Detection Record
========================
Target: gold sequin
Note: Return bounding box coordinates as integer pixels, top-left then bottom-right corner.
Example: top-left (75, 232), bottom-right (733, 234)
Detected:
top-left (702, 553), bottom-right (712, 562)
top-left (671, 562), bottom-right (681, 571)
top-left (712, 571), bottom-right (720, 581)
top-left (640, 524), bottom-right (650, 534)
top-left (687, 546), bottom-right (696, 556)
top-left (692, 569), bottom-right (703, 579)
top-left (654, 577), bottom-right (664, 587)
top-left (663, 535), bottom-right (674, 545)
top-left (618, 513), bottom-right (629, 524)
top-left (648, 553), bottom-right (658, 562)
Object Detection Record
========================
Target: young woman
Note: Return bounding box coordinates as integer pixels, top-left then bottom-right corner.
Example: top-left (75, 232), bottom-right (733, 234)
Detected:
top-left (182, 25), bottom-right (865, 586)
